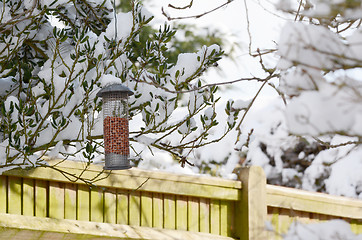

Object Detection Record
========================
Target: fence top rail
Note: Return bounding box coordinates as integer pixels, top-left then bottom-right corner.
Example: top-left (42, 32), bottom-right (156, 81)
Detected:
top-left (3, 159), bottom-right (242, 200)
top-left (0, 213), bottom-right (236, 240)
top-left (266, 184), bottom-right (362, 219)
top-left (54, 159), bottom-right (242, 188)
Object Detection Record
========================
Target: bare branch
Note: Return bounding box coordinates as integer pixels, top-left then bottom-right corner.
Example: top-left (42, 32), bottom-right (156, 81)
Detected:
top-left (162, 0), bottom-right (234, 21)
top-left (168, 0), bottom-right (193, 10)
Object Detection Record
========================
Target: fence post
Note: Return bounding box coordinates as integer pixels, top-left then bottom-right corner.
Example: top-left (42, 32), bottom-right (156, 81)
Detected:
top-left (235, 166), bottom-right (267, 240)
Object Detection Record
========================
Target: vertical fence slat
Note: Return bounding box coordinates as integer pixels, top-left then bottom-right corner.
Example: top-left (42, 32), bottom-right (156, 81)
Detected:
top-left (220, 200), bottom-right (227, 236)
top-left (116, 189), bottom-right (128, 225)
top-left (152, 192), bottom-right (163, 228)
top-left (22, 178), bottom-right (34, 216)
top-left (199, 198), bottom-right (210, 233)
top-left (279, 208), bottom-right (293, 236)
top-left (140, 191), bottom-right (153, 227)
top-left (164, 194), bottom-right (176, 229)
top-left (77, 184), bottom-right (90, 221)
top-left (49, 181), bottom-right (64, 219)
top-left (0, 176), bottom-right (7, 213)
top-left (8, 176), bottom-right (22, 215)
top-left (350, 220), bottom-right (362, 234)
top-left (34, 180), bottom-right (48, 217)
top-left (220, 200), bottom-right (234, 236)
top-left (210, 199), bottom-right (220, 235)
top-left (269, 207), bottom-right (282, 240)
top-left (188, 197), bottom-right (199, 232)
top-left (176, 195), bottom-right (188, 231)
top-left (104, 189), bottom-right (116, 224)
top-left (129, 191), bottom-right (141, 226)
top-left (64, 183), bottom-right (77, 220)
top-left (351, 220), bottom-right (358, 234)
top-left (90, 187), bottom-right (104, 222)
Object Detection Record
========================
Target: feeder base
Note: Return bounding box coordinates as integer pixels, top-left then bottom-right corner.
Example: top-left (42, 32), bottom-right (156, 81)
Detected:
top-left (104, 165), bottom-right (132, 170)
top-left (104, 153), bottom-right (131, 170)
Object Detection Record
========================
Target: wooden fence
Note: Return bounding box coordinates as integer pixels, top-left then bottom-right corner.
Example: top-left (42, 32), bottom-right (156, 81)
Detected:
top-left (0, 160), bottom-right (361, 240)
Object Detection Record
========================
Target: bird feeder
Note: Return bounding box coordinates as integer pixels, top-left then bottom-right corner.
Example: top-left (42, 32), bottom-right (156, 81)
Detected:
top-left (97, 84), bottom-right (134, 170)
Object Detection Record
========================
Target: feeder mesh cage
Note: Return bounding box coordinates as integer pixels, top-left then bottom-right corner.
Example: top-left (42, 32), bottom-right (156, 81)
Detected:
top-left (102, 92), bottom-right (130, 169)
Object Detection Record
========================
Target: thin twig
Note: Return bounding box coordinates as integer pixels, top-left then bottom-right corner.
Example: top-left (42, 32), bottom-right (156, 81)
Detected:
top-left (243, 0), bottom-right (252, 55)
top-left (162, 0), bottom-right (233, 20)
top-left (132, 74), bottom-right (277, 94)
top-left (168, 0), bottom-right (193, 10)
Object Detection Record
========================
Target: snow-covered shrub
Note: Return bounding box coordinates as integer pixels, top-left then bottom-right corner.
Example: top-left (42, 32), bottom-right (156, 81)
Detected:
top-left (241, 0), bottom-right (362, 199)
top-left (0, 0), bottom-right (240, 175)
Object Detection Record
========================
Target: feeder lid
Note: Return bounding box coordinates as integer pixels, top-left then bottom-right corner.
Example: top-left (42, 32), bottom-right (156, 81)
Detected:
top-left (97, 84), bottom-right (134, 97)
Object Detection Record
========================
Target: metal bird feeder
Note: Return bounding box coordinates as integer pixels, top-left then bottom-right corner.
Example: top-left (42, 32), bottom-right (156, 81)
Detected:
top-left (97, 84), bottom-right (134, 170)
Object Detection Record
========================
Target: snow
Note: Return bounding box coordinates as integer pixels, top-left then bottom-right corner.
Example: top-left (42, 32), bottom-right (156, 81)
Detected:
top-left (285, 85), bottom-right (354, 136)
top-left (233, 99), bottom-right (250, 110)
top-left (103, 12), bottom-right (134, 44)
top-left (302, 136), bottom-right (362, 199)
top-left (0, 77), bottom-right (14, 96)
top-left (168, 45), bottom-right (221, 87)
top-left (100, 74), bottom-right (122, 87)
top-left (283, 220), bottom-right (362, 240)
top-left (278, 22), bottom-right (345, 71)
top-left (4, 96), bottom-right (19, 121)
top-left (48, 141), bottom-right (65, 159)
top-left (178, 117), bottom-right (196, 135)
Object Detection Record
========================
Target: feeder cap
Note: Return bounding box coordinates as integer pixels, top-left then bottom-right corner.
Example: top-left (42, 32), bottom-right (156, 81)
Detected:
top-left (97, 84), bottom-right (134, 98)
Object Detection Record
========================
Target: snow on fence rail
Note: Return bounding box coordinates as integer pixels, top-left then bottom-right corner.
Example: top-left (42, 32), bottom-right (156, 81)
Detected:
top-left (0, 160), bottom-right (360, 240)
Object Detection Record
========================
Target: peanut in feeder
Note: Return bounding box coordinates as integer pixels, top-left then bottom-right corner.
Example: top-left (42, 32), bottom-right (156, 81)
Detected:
top-left (97, 84), bottom-right (133, 170)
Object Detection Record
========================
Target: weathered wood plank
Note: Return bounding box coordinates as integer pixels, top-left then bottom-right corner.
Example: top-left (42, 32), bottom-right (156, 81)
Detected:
top-left (34, 180), bottom-right (48, 217)
top-left (7, 176), bottom-right (22, 215)
top-left (129, 191), bottom-right (141, 226)
top-left (176, 195), bottom-right (188, 231)
top-left (220, 200), bottom-right (233, 236)
top-left (350, 220), bottom-right (362, 234)
top-left (268, 207), bottom-right (282, 240)
top-left (152, 193), bottom-right (163, 228)
top-left (116, 189), bottom-right (128, 225)
top-left (49, 181), bottom-right (64, 219)
top-left (266, 185), bottom-right (362, 219)
top-left (77, 184), bottom-right (90, 221)
top-left (0, 176), bottom-right (7, 213)
top-left (199, 198), bottom-right (210, 233)
top-left (188, 197), bottom-right (199, 232)
top-left (164, 194), bottom-right (176, 229)
top-left (64, 183), bottom-right (77, 220)
top-left (44, 160), bottom-right (242, 188)
top-left (22, 178), bottom-right (34, 216)
top-left (0, 212), bottom-right (236, 240)
top-left (140, 191), bottom-right (152, 227)
top-left (210, 199), bottom-right (220, 235)
top-left (104, 189), bottom-right (116, 224)
top-left (4, 161), bottom-right (241, 201)
top-left (90, 186), bottom-right (104, 222)
top-left (3, 159), bottom-right (362, 240)
top-left (236, 166), bottom-right (267, 240)
top-left (278, 208), bottom-right (293, 236)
